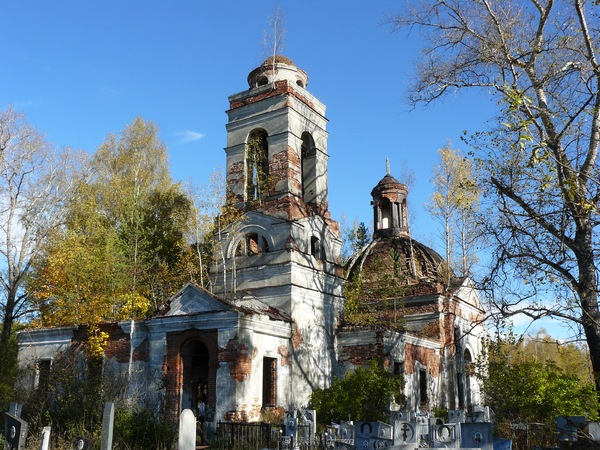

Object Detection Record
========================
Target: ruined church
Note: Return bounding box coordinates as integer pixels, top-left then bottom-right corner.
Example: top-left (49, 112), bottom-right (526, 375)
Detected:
top-left (18, 55), bottom-right (486, 423)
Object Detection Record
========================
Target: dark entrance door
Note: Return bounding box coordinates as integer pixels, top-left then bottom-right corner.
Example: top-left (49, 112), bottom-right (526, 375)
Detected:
top-left (181, 340), bottom-right (209, 413)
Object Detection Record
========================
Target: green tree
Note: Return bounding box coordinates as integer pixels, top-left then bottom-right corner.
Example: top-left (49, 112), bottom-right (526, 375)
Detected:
top-left (141, 184), bottom-right (195, 308)
top-left (476, 333), bottom-right (598, 441)
top-left (30, 118), bottom-right (194, 329)
top-left (427, 144), bottom-right (480, 282)
top-left (349, 222), bottom-right (371, 253)
top-left (391, 0), bottom-right (600, 398)
top-left (310, 359), bottom-right (404, 424)
top-left (92, 117), bottom-right (172, 312)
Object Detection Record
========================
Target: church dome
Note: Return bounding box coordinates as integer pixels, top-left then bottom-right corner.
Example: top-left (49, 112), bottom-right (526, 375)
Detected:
top-left (247, 54), bottom-right (309, 89)
top-left (346, 165), bottom-right (448, 300)
top-left (346, 236), bottom-right (446, 300)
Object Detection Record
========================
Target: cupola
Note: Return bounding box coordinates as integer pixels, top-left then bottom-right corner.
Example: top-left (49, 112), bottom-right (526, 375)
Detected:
top-left (371, 160), bottom-right (409, 238)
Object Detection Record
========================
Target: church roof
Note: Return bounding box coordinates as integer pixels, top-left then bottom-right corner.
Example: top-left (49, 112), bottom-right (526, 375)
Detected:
top-left (346, 235), bottom-right (446, 300)
top-left (157, 283), bottom-right (292, 322)
top-left (262, 54), bottom-right (296, 66)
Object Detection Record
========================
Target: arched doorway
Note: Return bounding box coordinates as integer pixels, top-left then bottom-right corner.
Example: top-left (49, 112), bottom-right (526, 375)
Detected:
top-left (180, 339), bottom-right (209, 413)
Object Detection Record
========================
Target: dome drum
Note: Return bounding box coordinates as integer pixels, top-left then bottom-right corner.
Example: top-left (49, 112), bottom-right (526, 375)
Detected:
top-left (247, 55), bottom-right (309, 89)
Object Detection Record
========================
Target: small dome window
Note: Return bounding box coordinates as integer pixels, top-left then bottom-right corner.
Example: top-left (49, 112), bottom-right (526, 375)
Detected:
top-left (296, 80), bottom-right (304, 88)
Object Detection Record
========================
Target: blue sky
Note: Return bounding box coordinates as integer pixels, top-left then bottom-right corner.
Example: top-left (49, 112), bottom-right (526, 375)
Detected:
top-left (0, 1), bottom-right (498, 245)
top-left (2, 1), bottom-right (576, 340)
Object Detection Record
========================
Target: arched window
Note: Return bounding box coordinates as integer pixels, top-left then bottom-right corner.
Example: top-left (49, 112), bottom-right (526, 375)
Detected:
top-left (310, 236), bottom-right (321, 259)
top-left (246, 129), bottom-right (269, 202)
top-left (379, 198), bottom-right (392, 229)
top-left (301, 132), bottom-right (317, 204)
top-left (236, 233), bottom-right (269, 256)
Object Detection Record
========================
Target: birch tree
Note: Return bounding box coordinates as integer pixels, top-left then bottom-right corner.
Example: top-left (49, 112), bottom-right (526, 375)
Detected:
top-left (0, 106), bottom-right (83, 359)
top-left (390, 0), bottom-right (600, 396)
top-left (427, 144), bottom-right (480, 282)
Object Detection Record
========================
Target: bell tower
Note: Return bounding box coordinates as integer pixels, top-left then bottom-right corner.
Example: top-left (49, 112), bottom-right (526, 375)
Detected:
top-left (224, 54), bottom-right (330, 219)
top-left (211, 55), bottom-right (344, 406)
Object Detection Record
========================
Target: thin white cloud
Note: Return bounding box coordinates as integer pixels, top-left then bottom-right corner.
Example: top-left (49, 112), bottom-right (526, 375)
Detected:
top-left (176, 130), bottom-right (206, 143)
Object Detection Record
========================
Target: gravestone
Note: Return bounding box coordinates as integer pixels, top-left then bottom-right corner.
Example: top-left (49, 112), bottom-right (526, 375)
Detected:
top-left (448, 409), bottom-right (465, 423)
top-left (4, 412), bottom-right (28, 450)
top-left (100, 402), bottom-right (114, 450)
top-left (8, 403), bottom-right (22, 418)
top-left (588, 422), bottom-right (600, 441)
top-left (461, 422), bottom-right (494, 450)
top-left (72, 436), bottom-right (92, 450)
top-left (284, 415), bottom-right (297, 437)
top-left (431, 422), bottom-right (459, 448)
top-left (39, 427), bottom-right (51, 450)
top-left (302, 409), bottom-right (316, 443)
top-left (393, 421), bottom-right (417, 446)
top-left (354, 421), bottom-right (393, 449)
top-left (415, 413), bottom-right (430, 446)
top-left (178, 409), bottom-right (196, 450)
top-left (493, 437), bottom-right (513, 450)
top-left (339, 420), bottom-right (353, 440)
top-left (391, 409), bottom-right (412, 422)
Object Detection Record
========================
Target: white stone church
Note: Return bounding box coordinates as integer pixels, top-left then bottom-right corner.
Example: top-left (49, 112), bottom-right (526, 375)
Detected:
top-left (18, 55), bottom-right (486, 423)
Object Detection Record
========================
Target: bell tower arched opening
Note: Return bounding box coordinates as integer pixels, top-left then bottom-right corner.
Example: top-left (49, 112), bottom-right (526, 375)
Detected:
top-left (246, 129), bottom-right (269, 203)
top-left (301, 132), bottom-right (317, 204)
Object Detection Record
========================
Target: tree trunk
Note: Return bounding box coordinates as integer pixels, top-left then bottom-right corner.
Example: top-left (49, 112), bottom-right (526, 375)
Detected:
top-left (576, 227), bottom-right (600, 399)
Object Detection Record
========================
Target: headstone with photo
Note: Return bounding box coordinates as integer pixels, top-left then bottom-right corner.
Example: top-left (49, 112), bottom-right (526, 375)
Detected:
top-left (4, 413), bottom-right (27, 450)
top-left (72, 436), bottom-right (92, 450)
top-left (302, 409), bottom-right (316, 443)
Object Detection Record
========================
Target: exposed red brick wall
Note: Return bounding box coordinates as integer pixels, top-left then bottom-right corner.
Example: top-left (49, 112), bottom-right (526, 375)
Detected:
top-left (102, 323), bottom-right (130, 363)
top-left (229, 80), bottom-right (316, 111)
top-left (339, 330), bottom-right (385, 367)
top-left (70, 323), bottom-right (149, 364)
top-left (404, 342), bottom-right (440, 377)
top-left (291, 322), bottom-right (303, 350)
top-left (268, 146), bottom-right (302, 197)
top-left (218, 337), bottom-right (253, 382)
top-left (222, 404), bottom-right (262, 423)
top-left (277, 345), bottom-right (290, 366)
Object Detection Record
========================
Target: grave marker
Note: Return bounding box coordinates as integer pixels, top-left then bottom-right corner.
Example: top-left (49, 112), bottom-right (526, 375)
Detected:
top-left (178, 409), bottom-right (196, 450)
top-left (4, 412), bottom-right (28, 450)
top-left (39, 427), bottom-right (51, 450)
top-left (100, 402), bottom-right (114, 450)
top-left (72, 436), bottom-right (91, 450)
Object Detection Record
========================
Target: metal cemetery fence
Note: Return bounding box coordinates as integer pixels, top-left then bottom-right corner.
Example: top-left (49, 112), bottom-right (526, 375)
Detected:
top-left (216, 421), bottom-right (319, 450)
top-left (216, 421), bottom-right (281, 449)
